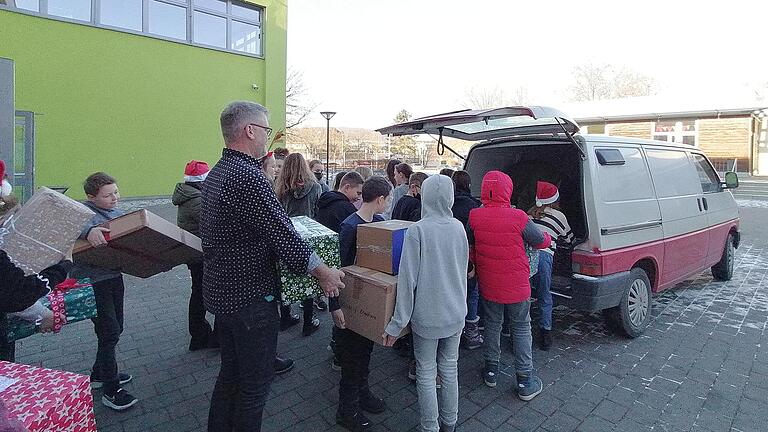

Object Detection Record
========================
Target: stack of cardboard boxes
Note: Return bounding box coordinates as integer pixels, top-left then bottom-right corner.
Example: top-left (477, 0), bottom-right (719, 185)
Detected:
top-left (339, 220), bottom-right (414, 344)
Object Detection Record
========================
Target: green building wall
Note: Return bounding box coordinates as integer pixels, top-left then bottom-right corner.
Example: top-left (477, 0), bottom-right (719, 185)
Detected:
top-left (0, 0), bottom-right (287, 199)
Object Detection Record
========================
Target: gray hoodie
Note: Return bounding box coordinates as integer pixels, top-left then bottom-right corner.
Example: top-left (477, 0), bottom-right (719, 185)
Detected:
top-left (385, 175), bottom-right (469, 340)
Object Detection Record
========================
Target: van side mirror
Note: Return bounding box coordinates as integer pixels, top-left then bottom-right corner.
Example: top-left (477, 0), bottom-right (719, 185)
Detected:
top-left (723, 172), bottom-right (739, 189)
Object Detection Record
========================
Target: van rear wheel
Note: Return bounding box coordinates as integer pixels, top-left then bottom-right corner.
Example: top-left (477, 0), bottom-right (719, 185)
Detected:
top-left (603, 268), bottom-right (652, 338)
top-left (711, 234), bottom-right (735, 281)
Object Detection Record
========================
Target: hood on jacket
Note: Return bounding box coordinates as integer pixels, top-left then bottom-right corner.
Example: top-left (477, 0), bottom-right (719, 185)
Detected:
top-left (420, 174), bottom-right (454, 219)
top-left (480, 170), bottom-right (513, 208)
top-left (317, 190), bottom-right (350, 209)
top-left (172, 182), bottom-right (202, 206)
top-left (292, 181), bottom-right (319, 199)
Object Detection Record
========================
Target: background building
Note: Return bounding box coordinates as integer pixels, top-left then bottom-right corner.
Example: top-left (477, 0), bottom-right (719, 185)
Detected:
top-left (0, 0), bottom-right (287, 200)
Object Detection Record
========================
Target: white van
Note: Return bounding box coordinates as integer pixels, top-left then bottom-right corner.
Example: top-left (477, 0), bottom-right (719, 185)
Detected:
top-left (377, 107), bottom-right (740, 337)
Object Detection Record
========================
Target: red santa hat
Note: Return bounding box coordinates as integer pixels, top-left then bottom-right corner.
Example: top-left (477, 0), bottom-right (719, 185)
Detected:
top-left (535, 181), bottom-right (559, 207)
top-left (184, 160), bottom-right (210, 183)
top-left (0, 160), bottom-right (12, 198)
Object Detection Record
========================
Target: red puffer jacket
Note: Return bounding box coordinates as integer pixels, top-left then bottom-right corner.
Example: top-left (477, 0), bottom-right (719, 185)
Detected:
top-left (468, 171), bottom-right (551, 304)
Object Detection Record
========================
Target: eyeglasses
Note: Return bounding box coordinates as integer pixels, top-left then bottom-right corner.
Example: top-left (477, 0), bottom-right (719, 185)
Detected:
top-left (248, 123), bottom-right (273, 138)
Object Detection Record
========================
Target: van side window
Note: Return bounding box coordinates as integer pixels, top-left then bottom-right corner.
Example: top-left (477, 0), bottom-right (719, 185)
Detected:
top-left (645, 149), bottom-right (702, 198)
top-left (596, 147), bottom-right (654, 202)
top-left (691, 154), bottom-right (721, 193)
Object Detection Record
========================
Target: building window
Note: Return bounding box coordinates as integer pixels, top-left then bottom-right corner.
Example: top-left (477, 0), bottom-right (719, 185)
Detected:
top-left (652, 120), bottom-right (697, 146)
top-left (1, 0), bottom-right (263, 57)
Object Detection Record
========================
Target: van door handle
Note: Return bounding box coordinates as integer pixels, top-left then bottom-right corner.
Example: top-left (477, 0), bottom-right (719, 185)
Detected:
top-left (697, 198), bottom-right (702, 212)
top-left (702, 197), bottom-right (708, 211)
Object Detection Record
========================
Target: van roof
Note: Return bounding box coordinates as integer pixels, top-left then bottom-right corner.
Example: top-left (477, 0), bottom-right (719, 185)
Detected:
top-left (581, 134), bottom-right (706, 151)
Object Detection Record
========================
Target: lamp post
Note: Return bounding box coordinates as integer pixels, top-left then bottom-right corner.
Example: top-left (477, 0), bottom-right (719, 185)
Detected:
top-left (320, 111), bottom-right (336, 186)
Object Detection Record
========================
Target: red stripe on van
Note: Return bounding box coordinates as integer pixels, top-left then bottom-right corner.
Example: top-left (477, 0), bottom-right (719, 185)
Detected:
top-left (572, 219), bottom-right (739, 292)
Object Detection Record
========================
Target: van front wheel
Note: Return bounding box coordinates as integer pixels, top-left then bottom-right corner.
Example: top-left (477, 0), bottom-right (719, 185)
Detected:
top-left (603, 268), bottom-right (652, 338)
top-left (711, 234), bottom-right (735, 281)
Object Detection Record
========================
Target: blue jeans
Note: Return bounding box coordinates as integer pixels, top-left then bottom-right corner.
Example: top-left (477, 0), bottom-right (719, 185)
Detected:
top-left (532, 251), bottom-right (554, 330)
top-left (466, 277), bottom-right (479, 321)
top-left (413, 331), bottom-right (461, 432)
top-left (482, 299), bottom-right (533, 375)
top-left (208, 300), bottom-right (279, 432)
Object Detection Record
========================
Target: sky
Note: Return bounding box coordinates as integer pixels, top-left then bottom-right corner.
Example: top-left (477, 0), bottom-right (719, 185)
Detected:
top-left (288, 0), bottom-right (768, 130)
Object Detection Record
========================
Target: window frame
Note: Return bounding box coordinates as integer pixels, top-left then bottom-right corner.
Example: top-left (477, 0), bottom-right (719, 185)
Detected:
top-left (0, 0), bottom-right (264, 58)
top-left (651, 119), bottom-right (699, 147)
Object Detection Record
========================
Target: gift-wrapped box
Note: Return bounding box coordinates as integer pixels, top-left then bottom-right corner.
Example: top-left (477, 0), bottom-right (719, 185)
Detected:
top-left (279, 216), bottom-right (340, 304)
top-left (6, 279), bottom-right (97, 343)
top-left (73, 209), bottom-right (202, 278)
top-left (0, 187), bottom-right (94, 275)
top-left (0, 361), bottom-right (96, 431)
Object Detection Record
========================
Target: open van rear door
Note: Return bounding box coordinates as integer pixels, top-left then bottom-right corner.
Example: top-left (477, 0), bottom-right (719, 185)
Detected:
top-left (376, 106), bottom-right (579, 141)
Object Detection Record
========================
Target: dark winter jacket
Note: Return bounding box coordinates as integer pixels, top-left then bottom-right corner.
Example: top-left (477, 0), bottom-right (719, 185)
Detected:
top-left (391, 195), bottom-right (421, 222)
top-left (172, 182), bottom-right (202, 236)
top-left (314, 191), bottom-right (356, 233)
top-left (70, 201), bottom-right (125, 283)
top-left (280, 181), bottom-right (323, 218)
top-left (452, 190), bottom-right (481, 228)
top-left (0, 251), bottom-right (72, 313)
top-left (468, 171), bottom-right (551, 304)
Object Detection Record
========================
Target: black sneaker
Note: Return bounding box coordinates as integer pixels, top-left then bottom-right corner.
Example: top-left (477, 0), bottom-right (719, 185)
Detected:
top-left (302, 317), bottom-right (321, 336)
top-left (314, 297), bottom-right (328, 311)
top-left (483, 362), bottom-right (498, 388)
top-left (91, 373), bottom-right (132, 389)
top-left (102, 388), bottom-right (138, 411)
top-left (274, 355), bottom-right (294, 375)
top-left (539, 329), bottom-right (553, 351)
top-left (336, 412), bottom-right (372, 432)
top-left (501, 324), bottom-right (512, 338)
top-left (360, 390), bottom-right (386, 414)
top-left (477, 318), bottom-right (485, 331)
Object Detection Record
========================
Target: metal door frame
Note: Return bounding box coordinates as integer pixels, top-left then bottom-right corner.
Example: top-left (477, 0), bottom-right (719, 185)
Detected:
top-left (14, 111), bottom-right (35, 202)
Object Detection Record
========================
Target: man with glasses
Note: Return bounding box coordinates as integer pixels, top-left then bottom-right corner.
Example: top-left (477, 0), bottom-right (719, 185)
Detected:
top-left (201, 101), bottom-right (345, 431)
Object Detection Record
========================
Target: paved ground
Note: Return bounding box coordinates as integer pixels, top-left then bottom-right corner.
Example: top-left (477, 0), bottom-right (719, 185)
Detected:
top-left (14, 203), bottom-right (768, 432)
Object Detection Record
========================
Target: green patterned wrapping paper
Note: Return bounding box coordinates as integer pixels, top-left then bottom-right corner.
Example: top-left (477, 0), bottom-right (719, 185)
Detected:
top-left (279, 216), bottom-right (340, 304)
top-left (5, 282), bottom-right (98, 342)
top-left (527, 244), bottom-right (540, 277)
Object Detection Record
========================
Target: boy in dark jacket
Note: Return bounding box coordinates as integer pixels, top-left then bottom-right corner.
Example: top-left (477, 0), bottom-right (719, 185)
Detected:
top-left (468, 171), bottom-right (551, 402)
top-left (172, 160), bottom-right (217, 351)
top-left (74, 172), bottom-right (138, 411)
top-left (391, 172), bottom-right (428, 222)
top-left (331, 176), bottom-right (391, 431)
top-left (315, 172), bottom-right (364, 233)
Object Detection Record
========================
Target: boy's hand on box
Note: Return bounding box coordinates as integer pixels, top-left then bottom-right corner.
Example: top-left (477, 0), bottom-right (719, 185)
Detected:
top-left (331, 310), bottom-right (346, 329)
top-left (382, 333), bottom-right (398, 347)
top-left (38, 309), bottom-right (56, 333)
top-left (87, 227), bottom-right (111, 247)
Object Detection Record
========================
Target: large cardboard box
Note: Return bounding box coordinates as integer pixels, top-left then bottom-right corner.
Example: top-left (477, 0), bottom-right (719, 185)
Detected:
top-left (280, 216), bottom-right (340, 304)
top-left (339, 265), bottom-right (409, 345)
top-left (356, 220), bottom-right (413, 275)
top-left (73, 209), bottom-right (202, 278)
top-left (0, 187), bottom-right (94, 275)
top-left (0, 361), bottom-right (96, 431)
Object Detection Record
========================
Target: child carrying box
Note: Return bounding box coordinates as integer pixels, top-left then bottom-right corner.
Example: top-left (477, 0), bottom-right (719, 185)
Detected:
top-left (331, 176), bottom-right (392, 432)
top-left (73, 172), bottom-right (138, 411)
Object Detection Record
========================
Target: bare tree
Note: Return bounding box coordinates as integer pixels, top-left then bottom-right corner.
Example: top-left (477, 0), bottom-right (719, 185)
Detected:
top-left (285, 67), bottom-right (318, 130)
top-left (462, 85), bottom-right (529, 109)
top-left (568, 63), bottom-right (656, 101)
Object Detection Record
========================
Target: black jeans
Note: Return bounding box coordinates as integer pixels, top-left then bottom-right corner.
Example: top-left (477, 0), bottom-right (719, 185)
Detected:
top-left (91, 276), bottom-right (125, 394)
top-left (0, 312), bottom-right (14, 362)
top-left (336, 328), bottom-right (374, 416)
top-left (208, 300), bottom-right (279, 432)
top-left (188, 262), bottom-right (214, 343)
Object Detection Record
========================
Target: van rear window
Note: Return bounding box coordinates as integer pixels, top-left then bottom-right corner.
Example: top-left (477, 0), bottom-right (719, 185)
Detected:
top-left (596, 149), bottom-right (625, 165)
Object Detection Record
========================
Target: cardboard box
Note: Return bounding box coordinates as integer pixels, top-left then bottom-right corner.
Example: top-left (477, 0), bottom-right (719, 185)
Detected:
top-left (0, 187), bottom-right (94, 275)
top-left (280, 216), bottom-right (340, 304)
top-left (339, 265), bottom-right (410, 345)
top-left (73, 209), bottom-right (202, 278)
top-left (356, 220), bottom-right (414, 275)
top-left (0, 361), bottom-right (96, 431)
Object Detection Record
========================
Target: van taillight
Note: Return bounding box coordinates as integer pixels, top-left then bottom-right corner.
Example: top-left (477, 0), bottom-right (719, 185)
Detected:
top-left (572, 251), bottom-right (603, 276)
